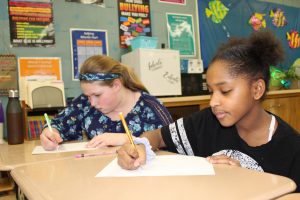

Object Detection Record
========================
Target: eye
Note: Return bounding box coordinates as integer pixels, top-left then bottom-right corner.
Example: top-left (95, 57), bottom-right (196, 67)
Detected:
top-left (221, 90), bottom-right (231, 95)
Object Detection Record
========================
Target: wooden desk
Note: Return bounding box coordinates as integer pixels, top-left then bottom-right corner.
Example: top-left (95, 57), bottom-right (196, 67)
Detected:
top-left (0, 140), bottom-right (118, 171)
top-left (11, 153), bottom-right (296, 200)
top-left (0, 140), bottom-right (118, 194)
top-left (276, 193), bottom-right (300, 200)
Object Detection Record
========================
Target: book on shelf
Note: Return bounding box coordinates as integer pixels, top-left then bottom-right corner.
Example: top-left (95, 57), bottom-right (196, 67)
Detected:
top-left (26, 115), bottom-right (54, 140)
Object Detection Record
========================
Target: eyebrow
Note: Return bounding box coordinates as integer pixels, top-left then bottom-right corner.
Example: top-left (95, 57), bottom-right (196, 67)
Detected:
top-left (84, 92), bottom-right (100, 97)
top-left (207, 81), bottom-right (228, 87)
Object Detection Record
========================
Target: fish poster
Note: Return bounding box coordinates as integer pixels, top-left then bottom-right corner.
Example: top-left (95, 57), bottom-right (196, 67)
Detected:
top-left (166, 13), bottom-right (196, 57)
top-left (205, 0), bottom-right (229, 24)
top-left (118, 0), bottom-right (151, 48)
top-left (286, 30), bottom-right (300, 49)
top-left (270, 8), bottom-right (287, 28)
top-left (249, 13), bottom-right (266, 31)
top-left (8, 0), bottom-right (55, 47)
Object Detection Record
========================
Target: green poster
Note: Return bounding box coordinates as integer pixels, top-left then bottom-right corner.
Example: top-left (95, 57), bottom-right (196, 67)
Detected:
top-left (167, 13), bottom-right (195, 57)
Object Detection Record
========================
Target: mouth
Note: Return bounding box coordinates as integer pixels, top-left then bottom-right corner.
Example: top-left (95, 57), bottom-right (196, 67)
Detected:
top-left (213, 111), bottom-right (227, 120)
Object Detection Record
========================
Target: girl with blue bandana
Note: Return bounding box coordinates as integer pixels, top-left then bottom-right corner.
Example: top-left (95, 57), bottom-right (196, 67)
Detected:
top-left (40, 55), bottom-right (173, 150)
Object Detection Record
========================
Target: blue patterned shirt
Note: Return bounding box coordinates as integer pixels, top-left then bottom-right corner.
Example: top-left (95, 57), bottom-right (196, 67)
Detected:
top-left (48, 92), bottom-right (173, 141)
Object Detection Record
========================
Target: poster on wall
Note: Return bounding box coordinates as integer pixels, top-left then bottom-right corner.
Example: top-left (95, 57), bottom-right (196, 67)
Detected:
top-left (70, 29), bottom-right (108, 80)
top-left (18, 57), bottom-right (62, 101)
top-left (0, 55), bottom-right (17, 96)
top-left (65, 0), bottom-right (105, 7)
top-left (158, 0), bottom-right (185, 5)
top-left (166, 13), bottom-right (196, 57)
top-left (8, 0), bottom-right (55, 47)
top-left (118, 0), bottom-right (151, 48)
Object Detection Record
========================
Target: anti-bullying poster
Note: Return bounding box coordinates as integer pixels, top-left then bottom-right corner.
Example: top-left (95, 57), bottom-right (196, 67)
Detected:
top-left (118, 0), bottom-right (151, 48)
top-left (8, 0), bottom-right (55, 47)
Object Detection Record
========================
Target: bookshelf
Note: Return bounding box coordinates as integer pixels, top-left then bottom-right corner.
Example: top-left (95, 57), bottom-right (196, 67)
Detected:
top-left (21, 101), bottom-right (64, 140)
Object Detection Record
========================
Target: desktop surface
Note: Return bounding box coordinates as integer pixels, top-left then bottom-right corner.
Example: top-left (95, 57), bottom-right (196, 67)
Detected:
top-left (0, 140), bottom-right (117, 171)
top-left (11, 152), bottom-right (296, 200)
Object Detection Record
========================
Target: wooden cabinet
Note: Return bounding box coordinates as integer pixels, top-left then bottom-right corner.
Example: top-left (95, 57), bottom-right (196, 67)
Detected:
top-left (159, 89), bottom-right (300, 133)
top-left (262, 90), bottom-right (300, 132)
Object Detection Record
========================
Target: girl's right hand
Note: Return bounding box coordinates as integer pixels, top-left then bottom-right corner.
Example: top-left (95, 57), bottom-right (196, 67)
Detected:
top-left (40, 128), bottom-right (63, 151)
top-left (117, 143), bottom-right (147, 170)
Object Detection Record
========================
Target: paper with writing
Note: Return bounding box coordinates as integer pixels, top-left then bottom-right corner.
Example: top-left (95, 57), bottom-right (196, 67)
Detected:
top-left (96, 155), bottom-right (215, 177)
top-left (32, 142), bottom-right (96, 154)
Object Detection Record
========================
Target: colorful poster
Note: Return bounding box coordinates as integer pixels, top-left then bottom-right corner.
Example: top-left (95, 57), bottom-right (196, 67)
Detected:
top-left (18, 57), bottom-right (62, 101)
top-left (0, 55), bottom-right (17, 96)
top-left (70, 29), bottom-right (108, 80)
top-left (159, 0), bottom-right (185, 5)
top-left (166, 13), bottom-right (196, 57)
top-left (8, 0), bottom-right (55, 47)
top-left (118, 0), bottom-right (151, 48)
top-left (18, 57), bottom-right (62, 79)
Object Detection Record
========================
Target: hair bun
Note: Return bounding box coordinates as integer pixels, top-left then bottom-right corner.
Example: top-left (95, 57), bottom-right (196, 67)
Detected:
top-left (249, 29), bottom-right (284, 68)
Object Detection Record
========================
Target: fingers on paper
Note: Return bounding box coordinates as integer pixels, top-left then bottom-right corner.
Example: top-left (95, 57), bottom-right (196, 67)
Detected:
top-left (86, 137), bottom-right (101, 148)
top-left (206, 155), bottom-right (240, 166)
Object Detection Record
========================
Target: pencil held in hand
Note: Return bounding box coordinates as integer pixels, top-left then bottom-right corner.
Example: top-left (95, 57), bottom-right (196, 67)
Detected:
top-left (119, 112), bottom-right (136, 149)
top-left (44, 113), bottom-right (53, 132)
top-left (44, 113), bottom-right (59, 147)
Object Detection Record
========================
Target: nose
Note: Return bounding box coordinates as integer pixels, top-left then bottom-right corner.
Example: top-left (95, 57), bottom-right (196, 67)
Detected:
top-left (89, 96), bottom-right (96, 107)
top-left (209, 92), bottom-right (220, 108)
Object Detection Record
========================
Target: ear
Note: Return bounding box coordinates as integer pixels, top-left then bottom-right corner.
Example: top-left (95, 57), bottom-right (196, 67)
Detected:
top-left (112, 79), bottom-right (122, 91)
top-left (252, 79), bottom-right (265, 100)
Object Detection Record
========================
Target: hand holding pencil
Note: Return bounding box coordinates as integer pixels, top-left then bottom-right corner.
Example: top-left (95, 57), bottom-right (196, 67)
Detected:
top-left (117, 112), bottom-right (147, 169)
top-left (40, 113), bottom-right (63, 151)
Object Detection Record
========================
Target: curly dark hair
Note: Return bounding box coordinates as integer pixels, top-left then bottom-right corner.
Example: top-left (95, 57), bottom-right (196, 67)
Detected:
top-left (210, 29), bottom-right (285, 97)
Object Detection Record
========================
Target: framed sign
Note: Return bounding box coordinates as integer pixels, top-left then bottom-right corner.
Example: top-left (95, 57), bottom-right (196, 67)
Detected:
top-left (70, 29), bottom-right (108, 80)
top-left (166, 13), bottom-right (196, 57)
top-left (159, 0), bottom-right (185, 5)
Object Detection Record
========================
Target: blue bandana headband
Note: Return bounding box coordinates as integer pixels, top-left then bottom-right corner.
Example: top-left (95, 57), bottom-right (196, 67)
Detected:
top-left (79, 73), bottom-right (121, 81)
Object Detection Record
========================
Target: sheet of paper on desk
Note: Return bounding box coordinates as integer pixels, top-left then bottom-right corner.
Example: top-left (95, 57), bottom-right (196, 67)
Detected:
top-left (96, 155), bottom-right (215, 177)
top-left (32, 142), bottom-right (96, 154)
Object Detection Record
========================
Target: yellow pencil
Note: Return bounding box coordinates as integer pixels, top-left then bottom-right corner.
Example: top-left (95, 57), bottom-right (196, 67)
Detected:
top-left (119, 112), bottom-right (137, 150)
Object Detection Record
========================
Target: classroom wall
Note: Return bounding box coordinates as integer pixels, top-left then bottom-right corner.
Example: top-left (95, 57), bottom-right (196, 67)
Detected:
top-left (0, 0), bottom-right (199, 100)
top-left (0, 0), bottom-right (199, 138)
top-left (1, 0), bottom-right (299, 138)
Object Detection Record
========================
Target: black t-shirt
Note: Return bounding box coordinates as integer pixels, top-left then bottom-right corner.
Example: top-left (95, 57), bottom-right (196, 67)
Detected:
top-left (161, 107), bottom-right (300, 192)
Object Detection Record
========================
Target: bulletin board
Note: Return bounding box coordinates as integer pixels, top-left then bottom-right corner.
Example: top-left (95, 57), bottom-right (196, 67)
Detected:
top-left (197, 0), bottom-right (300, 69)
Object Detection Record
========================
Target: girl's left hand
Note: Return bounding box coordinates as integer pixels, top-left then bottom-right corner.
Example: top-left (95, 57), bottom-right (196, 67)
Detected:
top-left (206, 155), bottom-right (241, 167)
top-left (86, 133), bottom-right (128, 148)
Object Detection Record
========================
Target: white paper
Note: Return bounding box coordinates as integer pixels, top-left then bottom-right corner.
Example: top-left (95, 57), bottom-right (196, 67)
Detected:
top-left (32, 142), bottom-right (96, 154)
top-left (96, 155), bottom-right (215, 177)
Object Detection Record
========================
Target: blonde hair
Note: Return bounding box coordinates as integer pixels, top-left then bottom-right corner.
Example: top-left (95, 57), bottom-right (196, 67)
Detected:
top-left (80, 55), bottom-right (148, 93)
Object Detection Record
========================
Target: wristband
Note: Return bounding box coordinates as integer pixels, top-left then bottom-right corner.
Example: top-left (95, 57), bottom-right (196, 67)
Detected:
top-left (134, 137), bottom-right (156, 161)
